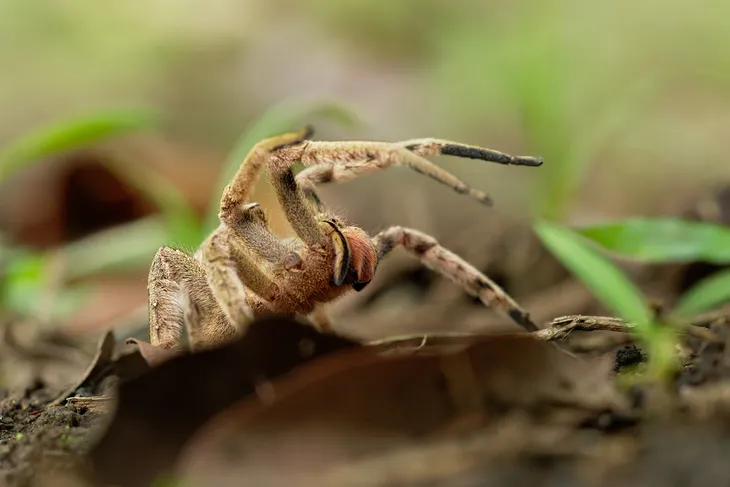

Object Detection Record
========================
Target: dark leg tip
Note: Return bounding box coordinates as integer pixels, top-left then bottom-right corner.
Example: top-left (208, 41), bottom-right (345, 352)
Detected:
top-left (479, 194), bottom-right (494, 206)
top-left (302, 124), bottom-right (315, 140)
top-left (512, 156), bottom-right (543, 167)
top-left (441, 144), bottom-right (512, 164)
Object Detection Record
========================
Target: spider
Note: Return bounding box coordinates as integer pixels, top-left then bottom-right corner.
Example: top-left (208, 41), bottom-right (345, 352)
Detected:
top-left (147, 126), bottom-right (543, 352)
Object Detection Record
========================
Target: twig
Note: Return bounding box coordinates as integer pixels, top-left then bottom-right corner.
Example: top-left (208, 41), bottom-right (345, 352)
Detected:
top-left (65, 395), bottom-right (115, 414)
top-left (534, 315), bottom-right (628, 340)
top-left (367, 314), bottom-right (721, 351)
top-left (536, 315), bottom-right (720, 343)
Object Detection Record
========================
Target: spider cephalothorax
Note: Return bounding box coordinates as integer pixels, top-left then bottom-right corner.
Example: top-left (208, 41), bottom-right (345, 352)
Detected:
top-left (147, 126), bottom-right (543, 352)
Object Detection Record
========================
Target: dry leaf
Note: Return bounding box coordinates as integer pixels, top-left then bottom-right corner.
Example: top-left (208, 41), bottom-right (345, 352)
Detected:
top-left (88, 316), bottom-right (360, 487)
top-left (124, 338), bottom-right (182, 368)
top-left (50, 331), bottom-right (116, 406)
top-left (175, 333), bottom-right (622, 487)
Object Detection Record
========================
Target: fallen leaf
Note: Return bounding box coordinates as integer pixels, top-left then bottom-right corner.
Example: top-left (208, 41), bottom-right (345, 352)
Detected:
top-left (88, 315), bottom-right (360, 487)
top-left (125, 337), bottom-right (183, 367)
top-left (175, 332), bottom-right (622, 487)
top-left (49, 330), bottom-right (116, 406)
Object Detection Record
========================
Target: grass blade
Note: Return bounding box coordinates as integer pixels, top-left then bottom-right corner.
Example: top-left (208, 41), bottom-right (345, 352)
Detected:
top-left (576, 218), bottom-right (730, 264)
top-left (0, 109), bottom-right (160, 182)
top-left (675, 268), bottom-right (730, 318)
top-left (1, 251), bottom-right (47, 316)
top-left (535, 219), bottom-right (652, 326)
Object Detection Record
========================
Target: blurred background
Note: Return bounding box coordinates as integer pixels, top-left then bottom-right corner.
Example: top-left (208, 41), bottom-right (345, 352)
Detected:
top-left (1, 0), bottom-right (729, 349)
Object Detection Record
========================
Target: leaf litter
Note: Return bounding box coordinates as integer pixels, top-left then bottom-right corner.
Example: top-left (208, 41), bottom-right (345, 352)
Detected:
top-left (2, 298), bottom-right (730, 487)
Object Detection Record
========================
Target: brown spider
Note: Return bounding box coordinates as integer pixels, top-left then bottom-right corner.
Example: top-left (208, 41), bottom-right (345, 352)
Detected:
top-left (147, 126), bottom-right (543, 352)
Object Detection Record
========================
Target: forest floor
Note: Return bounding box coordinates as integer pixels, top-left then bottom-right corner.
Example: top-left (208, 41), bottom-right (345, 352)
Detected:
top-left (1, 304), bottom-right (730, 487)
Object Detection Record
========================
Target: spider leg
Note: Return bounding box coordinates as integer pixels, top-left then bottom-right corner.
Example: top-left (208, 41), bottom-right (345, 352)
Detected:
top-left (199, 226), bottom-right (281, 337)
top-left (219, 126), bottom-right (325, 247)
top-left (396, 138), bottom-right (542, 167)
top-left (269, 167), bottom-right (328, 247)
top-left (226, 201), bottom-right (317, 279)
top-left (227, 202), bottom-right (290, 263)
top-left (371, 226), bottom-right (539, 332)
top-left (148, 246), bottom-right (229, 351)
top-left (236, 140), bottom-right (360, 290)
top-left (284, 139), bottom-right (541, 206)
top-left (294, 164), bottom-right (337, 193)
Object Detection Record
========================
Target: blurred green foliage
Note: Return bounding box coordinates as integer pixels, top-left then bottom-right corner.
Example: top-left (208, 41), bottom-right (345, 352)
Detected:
top-left (575, 217), bottom-right (730, 319)
top-left (577, 218), bottom-right (730, 265)
top-left (308, 0), bottom-right (462, 61)
top-left (677, 269), bottom-right (730, 318)
top-left (425, 0), bottom-right (663, 219)
top-left (0, 110), bottom-right (161, 322)
top-left (3, 0), bottom-right (730, 221)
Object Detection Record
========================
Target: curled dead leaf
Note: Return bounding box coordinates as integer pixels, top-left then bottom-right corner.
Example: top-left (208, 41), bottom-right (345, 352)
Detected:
top-left (50, 330), bottom-right (116, 406)
top-left (174, 332), bottom-right (623, 487)
top-left (88, 315), bottom-right (360, 487)
top-left (124, 337), bottom-right (183, 367)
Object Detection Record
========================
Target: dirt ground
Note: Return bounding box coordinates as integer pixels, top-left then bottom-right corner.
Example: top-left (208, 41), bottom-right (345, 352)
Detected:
top-left (0, 392), bottom-right (104, 487)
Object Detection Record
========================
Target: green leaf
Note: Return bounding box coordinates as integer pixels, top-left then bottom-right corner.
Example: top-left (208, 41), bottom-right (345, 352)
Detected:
top-left (1, 251), bottom-right (47, 316)
top-left (0, 109), bottom-right (161, 182)
top-left (203, 100), bottom-right (363, 233)
top-left (576, 218), bottom-right (730, 264)
top-left (675, 268), bottom-right (730, 317)
top-left (534, 219), bottom-right (652, 326)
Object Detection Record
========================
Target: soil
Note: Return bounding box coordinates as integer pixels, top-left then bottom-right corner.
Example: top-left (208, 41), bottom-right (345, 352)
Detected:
top-left (0, 388), bottom-right (103, 487)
